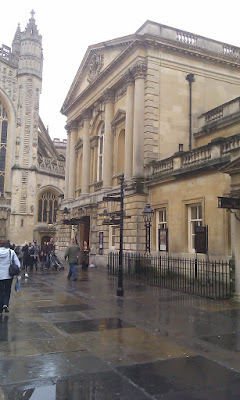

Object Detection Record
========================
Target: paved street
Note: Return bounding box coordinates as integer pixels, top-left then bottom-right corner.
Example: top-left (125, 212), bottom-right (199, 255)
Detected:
top-left (1, 263), bottom-right (240, 399)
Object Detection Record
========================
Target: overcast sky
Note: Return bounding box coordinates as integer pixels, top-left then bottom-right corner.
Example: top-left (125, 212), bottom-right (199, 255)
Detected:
top-left (1, 0), bottom-right (240, 140)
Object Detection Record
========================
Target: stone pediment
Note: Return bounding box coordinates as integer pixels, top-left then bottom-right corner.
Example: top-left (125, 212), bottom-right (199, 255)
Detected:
top-left (61, 34), bottom-right (136, 114)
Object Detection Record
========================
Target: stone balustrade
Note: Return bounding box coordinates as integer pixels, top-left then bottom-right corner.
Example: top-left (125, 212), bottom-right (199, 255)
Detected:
top-left (197, 96), bottom-right (240, 131)
top-left (150, 133), bottom-right (240, 178)
top-left (141, 22), bottom-right (240, 60)
top-left (222, 135), bottom-right (240, 154)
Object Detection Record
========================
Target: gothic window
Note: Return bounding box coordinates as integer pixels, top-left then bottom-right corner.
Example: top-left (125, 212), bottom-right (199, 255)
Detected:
top-left (0, 100), bottom-right (8, 196)
top-left (97, 123), bottom-right (104, 182)
top-left (38, 191), bottom-right (58, 223)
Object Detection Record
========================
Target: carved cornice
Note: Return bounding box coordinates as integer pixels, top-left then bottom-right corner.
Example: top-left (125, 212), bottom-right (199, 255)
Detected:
top-left (103, 88), bottom-right (115, 104)
top-left (130, 61), bottom-right (147, 79)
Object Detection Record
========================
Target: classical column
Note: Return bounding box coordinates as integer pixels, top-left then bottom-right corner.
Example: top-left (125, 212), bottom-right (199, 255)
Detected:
top-left (131, 62), bottom-right (147, 178)
top-left (124, 71), bottom-right (135, 180)
top-left (68, 122), bottom-right (78, 199)
top-left (81, 109), bottom-right (91, 195)
top-left (103, 88), bottom-right (115, 188)
top-left (64, 129), bottom-right (71, 199)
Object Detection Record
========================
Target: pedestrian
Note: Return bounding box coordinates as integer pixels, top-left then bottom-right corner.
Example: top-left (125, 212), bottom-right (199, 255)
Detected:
top-left (65, 238), bottom-right (80, 281)
top-left (40, 242), bottom-right (47, 270)
top-left (22, 241), bottom-right (29, 271)
top-left (45, 237), bottom-right (55, 269)
top-left (0, 239), bottom-right (21, 313)
top-left (29, 240), bottom-right (40, 271)
top-left (81, 240), bottom-right (90, 270)
top-left (28, 242), bottom-right (34, 271)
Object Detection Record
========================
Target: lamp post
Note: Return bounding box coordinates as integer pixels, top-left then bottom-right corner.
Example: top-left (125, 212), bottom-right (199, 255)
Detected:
top-left (101, 173), bottom-right (128, 297)
top-left (142, 203), bottom-right (154, 253)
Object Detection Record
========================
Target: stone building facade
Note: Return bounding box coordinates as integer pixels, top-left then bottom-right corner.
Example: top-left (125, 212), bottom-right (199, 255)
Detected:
top-left (61, 21), bottom-right (240, 295)
top-left (0, 11), bottom-right (66, 248)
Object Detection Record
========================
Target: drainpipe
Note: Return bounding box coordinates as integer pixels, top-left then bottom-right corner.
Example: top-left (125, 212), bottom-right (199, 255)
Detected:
top-left (185, 73), bottom-right (195, 151)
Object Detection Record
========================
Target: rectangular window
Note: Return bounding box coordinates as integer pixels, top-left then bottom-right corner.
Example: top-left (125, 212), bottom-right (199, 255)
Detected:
top-left (189, 204), bottom-right (202, 252)
top-left (157, 208), bottom-right (168, 251)
top-left (109, 225), bottom-right (117, 249)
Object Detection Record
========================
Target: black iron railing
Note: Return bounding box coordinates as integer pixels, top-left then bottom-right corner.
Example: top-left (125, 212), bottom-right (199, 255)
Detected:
top-left (108, 252), bottom-right (234, 299)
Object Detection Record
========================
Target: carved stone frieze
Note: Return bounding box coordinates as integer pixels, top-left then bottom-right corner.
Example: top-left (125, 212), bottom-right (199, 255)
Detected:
top-left (115, 85), bottom-right (127, 100)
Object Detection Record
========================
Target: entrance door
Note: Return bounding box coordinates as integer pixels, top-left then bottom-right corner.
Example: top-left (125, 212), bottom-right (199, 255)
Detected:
top-left (79, 216), bottom-right (90, 246)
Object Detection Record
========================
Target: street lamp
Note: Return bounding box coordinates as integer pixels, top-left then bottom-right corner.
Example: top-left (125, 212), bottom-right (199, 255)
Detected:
top-left (101, 173), bottom-right (127, 297)
top-left (62, 206), bottom-right (70, 223)
top-left (142, 203), bottom-right (154, 253)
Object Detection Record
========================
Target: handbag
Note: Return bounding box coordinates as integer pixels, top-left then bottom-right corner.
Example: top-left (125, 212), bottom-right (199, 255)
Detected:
top-left (9, 250), bottom-right (20, 276)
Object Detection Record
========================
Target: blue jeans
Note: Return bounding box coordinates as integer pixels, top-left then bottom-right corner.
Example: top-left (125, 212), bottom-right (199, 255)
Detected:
top-left (67, 263), bottom-right (77, 279)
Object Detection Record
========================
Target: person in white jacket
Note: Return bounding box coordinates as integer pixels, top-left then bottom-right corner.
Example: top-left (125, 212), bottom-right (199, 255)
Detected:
top-left (0, 239), bottom-right (21, 313)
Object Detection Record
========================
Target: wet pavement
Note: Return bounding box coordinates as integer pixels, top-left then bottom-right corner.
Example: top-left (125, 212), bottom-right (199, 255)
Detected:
top-left (1, 264), bottom-right (240, 399)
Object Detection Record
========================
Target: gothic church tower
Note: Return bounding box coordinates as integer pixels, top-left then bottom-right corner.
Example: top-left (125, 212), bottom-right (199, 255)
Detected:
top-left (10, 11), bottom-right (43, 241)
top-left (0, 11), bottom-right (43, 242)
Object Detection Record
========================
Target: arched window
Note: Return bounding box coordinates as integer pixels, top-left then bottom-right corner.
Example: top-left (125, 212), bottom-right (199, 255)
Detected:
top-left (0, 100), bottom-right (8, 197)
top-left (97, 123), bottom-right (104, 182)
top-left (38, 191), bottom-right (58, 223)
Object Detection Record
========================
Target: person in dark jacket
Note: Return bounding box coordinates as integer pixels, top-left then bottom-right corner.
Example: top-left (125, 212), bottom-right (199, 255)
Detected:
top-left (45, 237), bottom-right (55, 269)
top-left (81, 241), bottom-right (90, 270)
top-left (64, 238), bottom-right (80, 281)
top-left (0, 239), bottom-right (21, 313)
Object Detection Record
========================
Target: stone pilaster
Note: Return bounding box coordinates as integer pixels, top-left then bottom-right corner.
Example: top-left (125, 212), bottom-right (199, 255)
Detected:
top-left (68, 122), bottom-right (78, 199)
top-left (64, 129), bottom-right (71, 199)
top-left (124, 71), bottom-right (135, 180)
top-left (81, 109), bottom-right (92, 195)
top-left (90, 136), bottom-right (99, 182)
top-left (131, 62), bottom-right (147, 178)
top-left (103, 89), bottom-right (115, 188)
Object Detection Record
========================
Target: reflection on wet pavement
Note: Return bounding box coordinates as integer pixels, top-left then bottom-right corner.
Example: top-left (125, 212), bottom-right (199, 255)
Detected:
top-left (1, 267), bottom-right (240, 399)
top-left (54, 317), bottom-right (134, 334)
